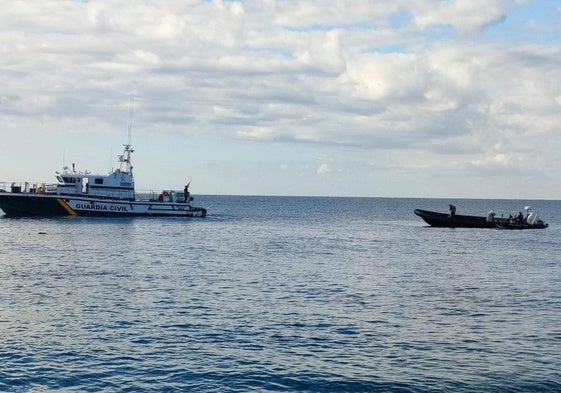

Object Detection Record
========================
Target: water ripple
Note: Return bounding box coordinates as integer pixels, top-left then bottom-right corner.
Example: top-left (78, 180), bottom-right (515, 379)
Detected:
top-left (1, 197), bottom-right (561, 391)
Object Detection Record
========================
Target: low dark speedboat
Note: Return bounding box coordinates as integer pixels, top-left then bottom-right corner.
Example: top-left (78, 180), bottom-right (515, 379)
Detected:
top-left (415, 206), bottom-right (548, 230)
top-left (414, 209), bottom-right (497, 228)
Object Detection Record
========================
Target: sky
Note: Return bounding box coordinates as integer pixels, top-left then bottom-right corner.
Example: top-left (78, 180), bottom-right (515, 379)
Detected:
top-left (1, 0), bottom-right (561, 199)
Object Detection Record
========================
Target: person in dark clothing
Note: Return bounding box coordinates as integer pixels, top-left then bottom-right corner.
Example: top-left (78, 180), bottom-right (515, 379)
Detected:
top-left (184, 182), bottom-right (191, 203)
top-left (449, 204), bottom-right (456, 220)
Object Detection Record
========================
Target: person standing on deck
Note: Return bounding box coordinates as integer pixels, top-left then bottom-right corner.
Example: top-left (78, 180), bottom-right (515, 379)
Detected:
top-left (184, 181), bottom-right (191, 203)
top-left (449, 204), bottom-right (456, 220)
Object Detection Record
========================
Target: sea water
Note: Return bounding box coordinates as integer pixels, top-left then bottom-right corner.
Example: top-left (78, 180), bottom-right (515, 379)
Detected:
top-left (0, 196), bottom-right (560, 392)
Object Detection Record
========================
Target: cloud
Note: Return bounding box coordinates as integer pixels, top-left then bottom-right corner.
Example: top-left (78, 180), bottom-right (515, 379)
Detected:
top-left (316, 163), bottom-right (332, 175)
top-left (1, 0), bottom-right (560, 197)
top-left (411, 0), bottom-right (509, 32)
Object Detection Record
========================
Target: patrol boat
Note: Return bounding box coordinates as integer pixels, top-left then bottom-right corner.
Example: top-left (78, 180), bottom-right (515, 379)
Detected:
top-left (0, 144), bottom-right (207, 218)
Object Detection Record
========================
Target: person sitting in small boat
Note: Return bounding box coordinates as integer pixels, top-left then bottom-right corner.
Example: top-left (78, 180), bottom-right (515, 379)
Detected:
top-left (515, 211), bottom-right (524, 224)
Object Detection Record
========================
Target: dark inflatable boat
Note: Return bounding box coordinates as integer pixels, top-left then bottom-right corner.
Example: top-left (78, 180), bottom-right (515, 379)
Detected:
top-left (415, 207), bottom-right (548, 229)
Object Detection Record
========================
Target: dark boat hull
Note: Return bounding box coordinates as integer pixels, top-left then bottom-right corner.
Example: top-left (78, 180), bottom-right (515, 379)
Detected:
top-left (414, 209), bottom-right (496, 228)
top-left (495, 221), bottom-right (548, 230)
top-left (0, 193), bottom-right (68, 216)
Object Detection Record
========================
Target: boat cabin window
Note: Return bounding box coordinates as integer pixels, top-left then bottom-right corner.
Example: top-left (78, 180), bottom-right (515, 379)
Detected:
top-left (63, 177), bottom-right (76, 183)
top-left (94, 178), bottom-right (104, 185)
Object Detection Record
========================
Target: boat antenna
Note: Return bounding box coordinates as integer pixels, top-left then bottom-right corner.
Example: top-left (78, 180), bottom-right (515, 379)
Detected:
top-left (118, 96), bottom-right (135, 175)
top-left (127, 96), bottom-right (134, 147)
top-left (109, 147), bottom-right (113, 173)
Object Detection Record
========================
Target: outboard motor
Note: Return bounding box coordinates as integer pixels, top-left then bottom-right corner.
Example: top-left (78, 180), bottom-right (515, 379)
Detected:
top-left (486, 210), bottom-right (495, 222)
top-left (527, 210), bottom-right (539, 225)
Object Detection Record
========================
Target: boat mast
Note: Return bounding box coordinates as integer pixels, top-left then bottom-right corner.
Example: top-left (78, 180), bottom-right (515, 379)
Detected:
top-left (127, 96), bottom-right (134, 148)
top-left (119, 144), bottom-right (134, 175)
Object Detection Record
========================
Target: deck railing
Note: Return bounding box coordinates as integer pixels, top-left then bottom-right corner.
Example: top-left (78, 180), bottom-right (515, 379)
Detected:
top-left (0, 181), bottom-right (57, 194)
top-left (0, 183), bottom-right (192, 203)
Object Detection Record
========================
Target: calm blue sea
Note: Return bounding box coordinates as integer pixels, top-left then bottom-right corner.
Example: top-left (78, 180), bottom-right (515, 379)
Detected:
top-left (1, 196), bottom-right (560, 392)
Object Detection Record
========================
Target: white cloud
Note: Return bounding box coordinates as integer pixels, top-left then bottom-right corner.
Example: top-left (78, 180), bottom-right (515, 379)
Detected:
top-left (0, 0), bottom-right (560, 198)
top-left (412, 0), bottom-right (509, 32)
top-left (316, 163), bottom-right (332, 175)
